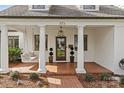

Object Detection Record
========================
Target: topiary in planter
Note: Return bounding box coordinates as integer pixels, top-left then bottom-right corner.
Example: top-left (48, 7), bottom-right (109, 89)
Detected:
top-left (100, 73), bottom-right (110, 81)
top-left (120, 76), bottom-right (124, 84)
top-left (10, 71), bottom-right (20, 81)
top-left (49, 48), bottom-right (53, 63)
top-left (84, 74), bottom-right (95, 82)
top-left (49, 48), bottom-right (53, 51)
top-left (70, 47), bottom-right (74, 63)
top-left (29, 73), bottom-right (39, 80)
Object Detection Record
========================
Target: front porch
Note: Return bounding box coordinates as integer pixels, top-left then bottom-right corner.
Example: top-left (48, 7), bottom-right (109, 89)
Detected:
top-left (9, 62), bottom-right (113, 75)
top-left (0, 23), bottom-right (115, 74)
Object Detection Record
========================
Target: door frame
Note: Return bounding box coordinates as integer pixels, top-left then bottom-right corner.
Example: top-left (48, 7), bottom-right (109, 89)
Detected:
top-left (56, 36), bottom-right (66, 61)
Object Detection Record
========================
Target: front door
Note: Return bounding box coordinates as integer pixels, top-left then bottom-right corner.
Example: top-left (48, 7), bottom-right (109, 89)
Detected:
top-left (56, 37), bottom-right (66, 61)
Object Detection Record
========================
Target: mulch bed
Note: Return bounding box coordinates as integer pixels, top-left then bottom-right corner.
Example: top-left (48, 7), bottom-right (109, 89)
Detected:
top-left (0, 74), bottom-right (49, 88)
top-left (77, 74), bottom-right (121, 88)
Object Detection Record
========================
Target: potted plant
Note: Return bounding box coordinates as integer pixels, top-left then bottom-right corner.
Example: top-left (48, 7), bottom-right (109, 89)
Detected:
top-left (49, 48), bottom-right (53, 63)
top-left (9, 48), bottom-right (22, 63)
top-left (70, 47), bottom-right (74, 63)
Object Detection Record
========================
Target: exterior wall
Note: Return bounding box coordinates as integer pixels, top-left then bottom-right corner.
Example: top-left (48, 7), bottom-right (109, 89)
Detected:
top-left (114, 26), bottom-right (124, 75)
top-left (84, 28), bottom-right (95, 62)
top-left (94, 27), bottom-right (114, 72)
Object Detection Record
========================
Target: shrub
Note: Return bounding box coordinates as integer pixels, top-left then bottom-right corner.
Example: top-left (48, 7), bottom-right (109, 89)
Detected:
top-left (70, 51), bottom-right (74, 56)
top-left (29, 73), bottom-right (39, 80)
top-left (49, 48), bottom-right (53, 51)
top-left (9, 48), bottom-right (22, 63)
top-left (100, 73), bottom-right (110, 81)
top-left (120, 76), bottom-right (124, 84)
top-left (10, 71), bottom-right (20, 81)
top-left (70, 47), bottom-right (74, 50)
top-left (84, 74), bottom-right (95, 82)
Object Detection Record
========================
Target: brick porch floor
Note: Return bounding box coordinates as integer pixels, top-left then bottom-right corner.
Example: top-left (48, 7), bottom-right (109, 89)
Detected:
top-left (9, 62), bottom-right (113, 74)
top-left (84, 62), bottom-right (113, 74)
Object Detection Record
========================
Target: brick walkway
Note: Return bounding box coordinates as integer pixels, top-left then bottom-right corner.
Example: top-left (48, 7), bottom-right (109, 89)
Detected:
top-left (48, 75), bottom-right (83, 88)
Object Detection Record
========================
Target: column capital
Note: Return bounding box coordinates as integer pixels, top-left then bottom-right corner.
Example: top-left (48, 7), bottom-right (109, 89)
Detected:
top-left (77, 25), bottom-right (85, 29)
top-left (37, 25), bottom-right (46, 28)
top-left (0, 24), bottom-right (7, 30)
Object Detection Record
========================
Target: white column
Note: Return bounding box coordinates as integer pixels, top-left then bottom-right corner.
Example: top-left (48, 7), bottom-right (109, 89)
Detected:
top-left (23, 29), bottom-right (28, 51)
top-left (76, 25), bottom-right (86, 73)
top-left (0, 25), bottom-right (9, 72)
top-left (38, 25), bottom-right (47, 73)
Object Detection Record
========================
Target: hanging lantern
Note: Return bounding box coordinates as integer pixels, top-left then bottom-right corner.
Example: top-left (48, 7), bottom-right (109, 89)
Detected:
top-left (57, 26), bottom-right (64, 37)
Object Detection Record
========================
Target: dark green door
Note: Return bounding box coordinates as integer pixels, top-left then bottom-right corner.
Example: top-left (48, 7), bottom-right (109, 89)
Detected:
top-left (56, 37), bottom-right (66, 61)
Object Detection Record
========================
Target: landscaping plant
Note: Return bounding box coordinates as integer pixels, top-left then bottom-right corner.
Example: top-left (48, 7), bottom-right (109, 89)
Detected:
top-left (120, 76), bottom-right (124, 84)
top-left (9, 48), bottom-right (22, 63)
top-left (84, 74), bottom-right (95, 82)
top-left (49, 48), bottom-right (53, 63)
top-left (70, 47), bottom-right (75, 63)
top-left (10, 71), bottom-right (20, 81)
top-left (29, 73), bottom-right (39, 80)
top-left (100, 73), bottom-right (110, 81)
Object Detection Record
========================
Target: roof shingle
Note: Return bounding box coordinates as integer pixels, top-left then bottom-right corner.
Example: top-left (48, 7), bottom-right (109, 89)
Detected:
top-left (0, 5), bottom-right (124, 18)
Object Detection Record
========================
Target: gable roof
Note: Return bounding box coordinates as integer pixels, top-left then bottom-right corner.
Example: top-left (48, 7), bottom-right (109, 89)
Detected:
top-left (0, 5), bottom-right (124, 19)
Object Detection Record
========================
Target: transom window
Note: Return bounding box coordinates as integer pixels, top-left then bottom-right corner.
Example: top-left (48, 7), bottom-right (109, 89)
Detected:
top-left (74, 35), bottom-right (88, 51)
top-left (8, 36), bottom-right (19, 48)
top-left (34, 34), bottom-right (48, 51)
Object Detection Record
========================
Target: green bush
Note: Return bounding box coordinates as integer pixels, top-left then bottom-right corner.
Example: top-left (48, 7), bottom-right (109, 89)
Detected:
top-left (100, 73), bottom-right (110, 81)
top-left (10, 71), bottom-right (20, 81)
top-left (84, 74), bottom-right (95, 82)
top-left (120, 76), bottom-right (124, 84)
top-left (9, 48), bottom-right (22, 63)
top-left (29, 73), bottom-right (39, 80)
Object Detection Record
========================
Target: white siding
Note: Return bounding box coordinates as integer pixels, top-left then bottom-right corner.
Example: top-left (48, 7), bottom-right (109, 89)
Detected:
top-left (94, 27), bottom-right (114, 72)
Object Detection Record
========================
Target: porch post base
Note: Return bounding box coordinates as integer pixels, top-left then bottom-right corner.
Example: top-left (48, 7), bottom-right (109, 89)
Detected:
top-left (38, 68), bottom-right (47, 73)
top-left (0, 68), bottom-right (10, 73)
top-left (76, 68), bottom-right (86, 73)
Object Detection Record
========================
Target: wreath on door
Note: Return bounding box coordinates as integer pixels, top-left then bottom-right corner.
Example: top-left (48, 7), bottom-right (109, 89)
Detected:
top-left (119, 58), bottom-right (124, 70)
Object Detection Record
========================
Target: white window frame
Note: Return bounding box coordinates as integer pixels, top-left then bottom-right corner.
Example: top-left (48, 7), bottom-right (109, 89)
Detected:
top-left (79, 5), bottom-right (99, 11)
top-left (29, 5), bottom-right (49, 11)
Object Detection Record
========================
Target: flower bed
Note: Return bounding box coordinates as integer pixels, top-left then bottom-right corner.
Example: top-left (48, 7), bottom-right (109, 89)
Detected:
top-left (77, 74), bottom-right (121, 88)
top-left (0, 74), bottom-right (49, 88)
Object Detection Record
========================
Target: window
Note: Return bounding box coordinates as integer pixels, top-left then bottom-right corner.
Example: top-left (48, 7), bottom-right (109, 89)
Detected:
top-left (32, 5), bottom-right (46, 9)
top-left (34, 34), bottom-right (48, 51)
top-left (34, 35), bottom-right (39, 51)
top-left (74, 35), bottom-right (88, 51)
top-left (29, 5), bottom-right (49, 11)
top-left (80, 5), bottom-right (99, 11)
top-left (8, 36), bottom-right (19, 48)
top-left (83, 5), bottom-right (96, 10)
top-left (84, 35), bottom-right (88, 51)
